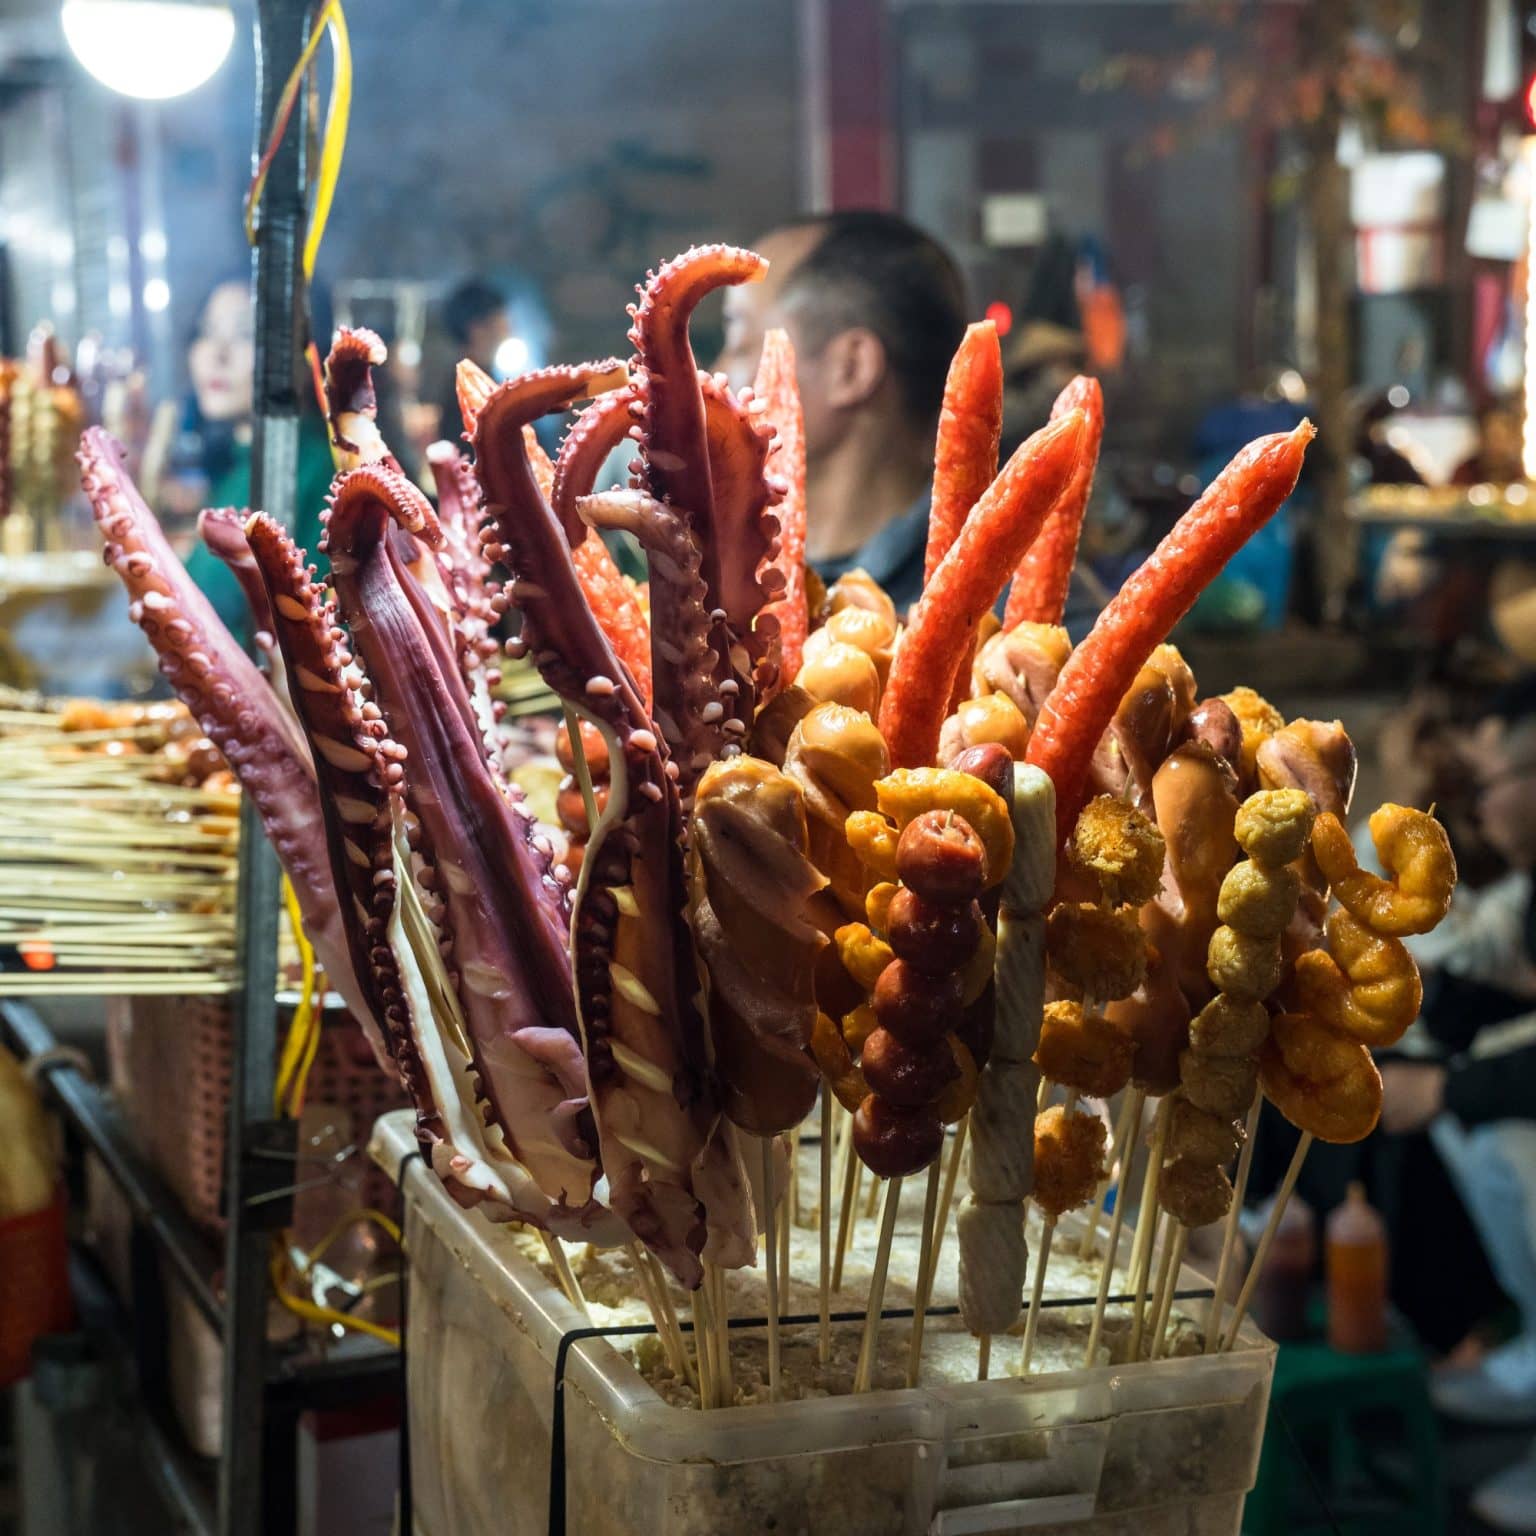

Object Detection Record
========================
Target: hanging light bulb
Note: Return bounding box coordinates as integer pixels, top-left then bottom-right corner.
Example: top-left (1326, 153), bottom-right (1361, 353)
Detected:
top-left (61, 0), bottom-right (236, 102)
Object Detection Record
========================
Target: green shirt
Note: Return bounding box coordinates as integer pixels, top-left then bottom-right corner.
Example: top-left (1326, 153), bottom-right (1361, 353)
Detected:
top-left (183, 413), bottom-right (338, 641)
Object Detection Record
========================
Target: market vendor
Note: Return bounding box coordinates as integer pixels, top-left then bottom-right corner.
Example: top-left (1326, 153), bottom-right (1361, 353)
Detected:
top-left (178, 278), bottom-right (336, 640)
top-left (716, 210), bottom-right (967, 611)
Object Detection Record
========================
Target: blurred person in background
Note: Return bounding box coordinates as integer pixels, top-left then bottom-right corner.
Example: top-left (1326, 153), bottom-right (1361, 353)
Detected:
top-left (150, 278), bottom-right (335, 640)
top-left (715, 210), bottom-right (967, 611)
top-left (428, 277), bottom-right (509, 445)
top-left (1378, 679), bottom-right (1536, 1534)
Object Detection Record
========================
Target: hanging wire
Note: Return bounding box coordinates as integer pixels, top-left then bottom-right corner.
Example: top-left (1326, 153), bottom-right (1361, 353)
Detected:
top-left (243, 0), bottom-right (353, 281)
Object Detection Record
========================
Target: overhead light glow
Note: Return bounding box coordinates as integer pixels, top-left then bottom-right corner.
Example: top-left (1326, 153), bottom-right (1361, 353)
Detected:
top-left (143, 277), bottom-right (170, 311)
top-left (494, 334), bottom-right (531, 378)
top-left (62, 1), bottom-right (235, 101)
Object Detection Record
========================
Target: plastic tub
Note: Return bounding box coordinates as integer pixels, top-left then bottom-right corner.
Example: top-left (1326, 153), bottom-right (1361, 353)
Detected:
top-left (371, 1110), bottom-right (1274, 1536)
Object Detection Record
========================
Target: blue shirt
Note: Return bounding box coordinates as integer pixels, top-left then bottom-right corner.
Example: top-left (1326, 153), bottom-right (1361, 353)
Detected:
top-left (811, 491), bottom-right (932, 616)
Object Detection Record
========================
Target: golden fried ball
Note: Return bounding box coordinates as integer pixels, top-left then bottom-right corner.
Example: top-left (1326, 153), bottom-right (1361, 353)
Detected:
top-left (1069, 794), bottom-right (1167, 907)
top-left (1033, 1000), bottom-right (1134, 1099)
top-left (1046, 903), bottom-right (1148, 1001)
top-left (1207, 925), bottom-right (1284, 1001)
top-left (1166, 1098), bottom-right (1243, 1165)
top-left (1179, 1049), bottom-right (1259, 1118)
top-left (1033, 1105), bottom-right (1108, 1216)
top-left (1160, 1157), bottom-right (1233, 1227)
top-left (1217, 860), bottom-right (1300, 939)
top-left (1233, 788), bottom-right (1316, 869)
top-left (1187, 994), bottom-right (1270, 1058)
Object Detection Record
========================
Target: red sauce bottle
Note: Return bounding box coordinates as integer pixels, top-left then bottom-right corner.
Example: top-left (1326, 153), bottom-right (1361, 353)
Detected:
top-left (1326, 1182), bottom-right (1388, 1353)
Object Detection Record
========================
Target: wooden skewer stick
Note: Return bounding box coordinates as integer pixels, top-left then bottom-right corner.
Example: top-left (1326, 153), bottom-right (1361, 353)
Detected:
top-left (854, 1176), bottom-right (903, 1393)
top-left (542, 1233), bottom-right (592, 1324)
top-left (1083, 1091), bottom-right (1147, 1366)
top-left (1141, 1211), bottom-right (1176, 1360)
top-left (1036, 1073), bottom-right (1051, 1114)
top-left (1080, 1088), bottom-right (1144, 1260)
top-left (644, 1251), bottom-right (696, 1391)
top-left (788, 1124), bottom-right (802, 1227)
top-left (906, 1157), bottom-right (943, 1387)
top-left (1018, 1212), bottom-right (1057, 1376)
top-left (863, 1156), bottom-right (881, 1218)
top-left (1126, 1097), bottom-right (1173, 1360)
top-left (691, 1281), bottom-right (718, 1408)
top-left (818, 1083), bottom-right (833, 1364)
top-left (1206, 1091), bottom-right (1264, 1353)
top-left (1149, 1222), bottom-right (1189, 1360)
top-left (630, 1244), bottom-right (686, 1382)
top-left (761, 1141), bottom-right (782, 1402)
top-left (832, 1110), bottom-right (861, 1292)
top-left (778, 1146), bottom-right (792, 1301)
top-left (977, 1334), bottom-right (991, 1381)
top-left (1220, 1131), bottom-right (1313, 1353)
top-left (709, 1263), bottom-right (734, 1404)
top-left (928, 1115), bottom-right (969, 1279)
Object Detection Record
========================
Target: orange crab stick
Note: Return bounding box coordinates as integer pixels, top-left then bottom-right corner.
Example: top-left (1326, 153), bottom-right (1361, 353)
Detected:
top-left (1004, 375), bottom-right (1104, 629)
top-left (880, 409), bottom-right (1088, 770)
top-left (753, 328), bottom-right (809, 686)
top-left (923, 320), bottom-right (1004, 586)
top-left (1026, 420), bottom-right (1315, 842)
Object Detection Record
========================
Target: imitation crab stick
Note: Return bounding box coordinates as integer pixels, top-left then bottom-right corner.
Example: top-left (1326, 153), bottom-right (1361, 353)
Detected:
top-left (923, 320), bottom-right (1004, 586)
top-left (1026, 420), bottom-right (1314, 842)
top-left (1004, 375), bottom-right (1104, 629)
top-left (880, 409), bottom-right (1088, 770)
top-left (754, 329), bottom-right (809, 686)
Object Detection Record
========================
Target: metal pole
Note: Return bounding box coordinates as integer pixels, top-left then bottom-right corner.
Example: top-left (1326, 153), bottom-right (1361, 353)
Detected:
top-left (219, 3), bottom-right (312, 1533)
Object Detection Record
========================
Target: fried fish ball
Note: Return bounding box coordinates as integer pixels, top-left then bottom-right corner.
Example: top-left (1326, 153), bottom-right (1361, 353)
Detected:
top-left (1217, 860), bottom-right (1300, 939)
top-left (1166, 1098), bottom-right (1243, 1165)
top-left (1259, 1011), bottom-right (1383, 1144)
top-left (1069, 794), bottom-right (1167, 907)
top-left (1179, 1049), bottom-right (1259, 1118)
top-left (1160, 1157), bottom-right (1234, 1227)
top-left (1220, 686), bottom-right (1285, 782)
top-left (1187, 994), bottom-right (1270, 1058)
top-left (1032, 1000), bottom-right (1134, 1099)
top-left (1032, 1105), bottom-right (1108, 1217)
top-left (1046, 903), bottom-right (1148, 1001)
top-left (1233, 788), bottom-right (1316, 870)
top-left (1206, 925), bottom-right (1284, 1001)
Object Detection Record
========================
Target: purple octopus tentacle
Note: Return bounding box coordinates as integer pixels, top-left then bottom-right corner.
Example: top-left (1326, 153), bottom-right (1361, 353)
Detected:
top-left (324, 326), bottom-right (388, 468)
top-left (550, 382), bottom-right (640, 546)
top-left (197, 507), bottom-right (276, 640)
top-left (577, 489), bottom-right (729, 797)
top-left (324, 464), bottom-right (603, 1217)
top-left (475, 371), bottom-right (745, 1288)
top-left (76, 429), bottom-right (384, 1061)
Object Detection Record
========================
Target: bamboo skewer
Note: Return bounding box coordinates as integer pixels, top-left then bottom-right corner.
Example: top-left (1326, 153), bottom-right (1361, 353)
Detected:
top-left (862, 1158), bottom-right (881, 1218)
top-left (977, 1334), bottom-right (991, 1381)
top-left (1080, 1088), bottom-right (1144, 1260)
top-left (1018, 1213), bottom-right (1056, 1376)
top-left (691, 1283), bottom-right (718, 1408)
top-left (1083, 1091), bottom-right (1147, 1365)
top-left (1142, 1212), bottom-right (1176, 1360)
top-left (1220, 1132), bottom-right (1312, 1353)
top-left (928, 1115), bottom-right (968, 1279)
top-left (832, 1111), bottom-right (860, 1292)
top-left (643, 1250), bottom-right (695, 1390)
top-left (778, 1148), bottom-right (792, 1301)
top-left (1206, 1092), bottom-right (1264, 1353)
top-left (906, 1157), bottom-right (943, 1387)
top-left (542, 1234), bottom-right (592, 1324)
top-left (1148, 1223), bottom-right (1188, 1360)
top-left (788, 1125), bottom-right (802, 1226)
top-left (761, 1141), bottom-right (782, 1402)
top-left (854, 1176), bottom-right (902, 1393)
top-left (1127, 1097), bottom-right (1173, 1360)
top-left (818, 1083), bottom-right (832, 1364)
top-left (709, 1263), bottom-right (734, 1403)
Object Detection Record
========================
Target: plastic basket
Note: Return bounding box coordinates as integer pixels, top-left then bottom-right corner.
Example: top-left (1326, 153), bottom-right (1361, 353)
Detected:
top-left (108, 993), bottom-right (408, 1233)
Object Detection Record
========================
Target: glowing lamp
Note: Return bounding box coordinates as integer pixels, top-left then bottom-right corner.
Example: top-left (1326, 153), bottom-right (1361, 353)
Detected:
top-left (984, 301), bottom-right (1014, 337)
top-left (62, 0), bottom-right (236, 102)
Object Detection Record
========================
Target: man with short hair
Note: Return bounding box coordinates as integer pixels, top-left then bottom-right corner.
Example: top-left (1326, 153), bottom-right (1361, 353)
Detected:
top-left (716, 211), bottom-right (968, 611)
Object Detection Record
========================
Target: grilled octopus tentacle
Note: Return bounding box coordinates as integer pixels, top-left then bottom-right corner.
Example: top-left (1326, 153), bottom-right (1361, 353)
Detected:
top-left (76, 429), bottom-right (385, 1061)
top-left (324, 462), bottom-right (606, 1225)
top-left (577, 489), bottom-right (727, 796)
top-left (628, 245), bottom-right (770, 717)
top-left (324, 325), bottom-right (389, 469)
top-left (475, 368), bottom-right (750, 1288)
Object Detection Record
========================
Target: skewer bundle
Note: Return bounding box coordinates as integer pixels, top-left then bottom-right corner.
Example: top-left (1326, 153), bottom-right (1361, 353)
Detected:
top-left (0, 699), bottom-right (239, 994)
top-left (76, 241), bottom-right (1456, 1405)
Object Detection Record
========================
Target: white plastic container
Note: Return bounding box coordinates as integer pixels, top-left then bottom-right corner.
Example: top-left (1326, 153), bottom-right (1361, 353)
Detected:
top-left (371, 1111), bottom-right (1274, 1536)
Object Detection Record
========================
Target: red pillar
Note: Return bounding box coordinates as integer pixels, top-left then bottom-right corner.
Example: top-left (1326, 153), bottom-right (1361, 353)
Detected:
top-left (799, 0), bottom-right (894, 211)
